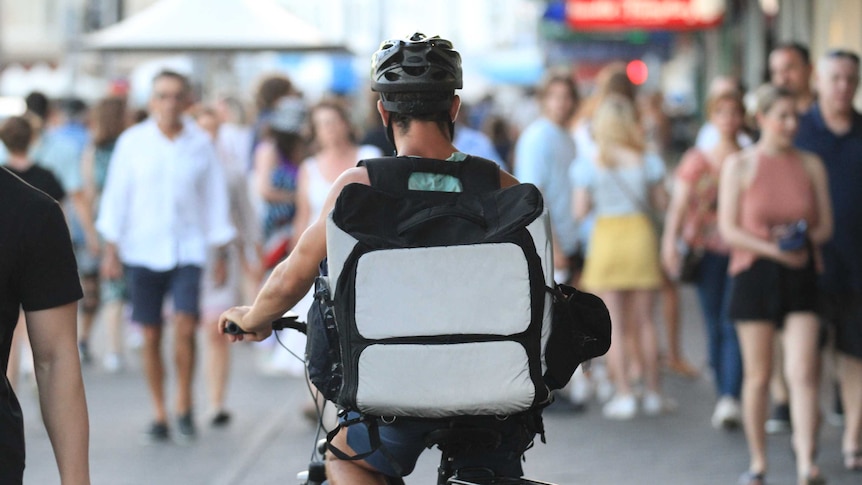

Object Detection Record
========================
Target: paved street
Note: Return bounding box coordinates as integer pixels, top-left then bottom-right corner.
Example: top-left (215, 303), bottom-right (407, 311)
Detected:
top-left (19, 287), bottom-right (859, 484)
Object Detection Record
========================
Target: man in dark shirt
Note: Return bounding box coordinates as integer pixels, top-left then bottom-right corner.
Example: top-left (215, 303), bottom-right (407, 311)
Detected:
top-left (795, 49), bottom-right (862, 471)
top-left (0, 166), bottom-right (90, 484)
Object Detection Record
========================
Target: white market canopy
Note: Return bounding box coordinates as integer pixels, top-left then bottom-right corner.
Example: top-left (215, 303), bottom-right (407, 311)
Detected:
top-left (83, 0), bottom-right (348, 53)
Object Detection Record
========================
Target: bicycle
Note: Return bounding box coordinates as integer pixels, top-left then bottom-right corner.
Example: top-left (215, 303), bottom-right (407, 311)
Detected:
top-left (225, 316), bottom-right (558, 485)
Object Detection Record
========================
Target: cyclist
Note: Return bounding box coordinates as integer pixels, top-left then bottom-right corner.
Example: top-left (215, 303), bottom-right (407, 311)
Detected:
top-left (219, 33), bottom-right (539, 484)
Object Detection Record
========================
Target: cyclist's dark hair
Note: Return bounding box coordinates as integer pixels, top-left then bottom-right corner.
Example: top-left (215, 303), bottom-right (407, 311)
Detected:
top-left (384, 91), bottom-right (454, 139)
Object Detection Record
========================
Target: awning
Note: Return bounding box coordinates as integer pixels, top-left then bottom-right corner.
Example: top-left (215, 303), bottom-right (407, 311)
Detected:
top-left (83, 0), bottom-right (348, 53)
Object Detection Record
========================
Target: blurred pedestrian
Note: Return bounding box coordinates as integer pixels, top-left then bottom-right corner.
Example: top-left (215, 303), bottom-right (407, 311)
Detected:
top-left (252, 97), bottom-right (307, 375)
top-left (769, 42), bottom-right (815, 114)
top-left (718, 84), bottom-right (832, 485)
top-left (662, 90), bottom-right (745, 430)
top-left (96, 70), bottom-right (235, 444)
top-left (1, 165), bottom-right (90, 485)
top-left (765, 42), bottom-right (817, 435)
top-left (254, 97), bottom-right (307, 272)
top-left (514, 70), bottom-right (580, 285)
top-left (293, 99), bottom-right (381, 239)
top-left (695, 76), bottom-right (753, 151)
top-left (77, 96), bottom-right (129, 372)
top-left (572, 94), bottom-right (671, 420)
top-left (795, 49), bottom-right (862, 472)
top-left (193, 104), bottom-right (262, 426)
top-left (251, 74), bottom-right (298, 160)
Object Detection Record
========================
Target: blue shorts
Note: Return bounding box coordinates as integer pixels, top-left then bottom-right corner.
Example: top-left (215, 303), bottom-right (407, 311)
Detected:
top-left (125, 265), bottom-right (201, 325)
top-left (344, 412), bottom-right (536, 479)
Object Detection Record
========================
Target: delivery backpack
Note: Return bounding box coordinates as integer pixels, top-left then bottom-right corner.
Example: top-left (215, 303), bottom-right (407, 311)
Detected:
top-left (306, 156), bottom-right (610, 421)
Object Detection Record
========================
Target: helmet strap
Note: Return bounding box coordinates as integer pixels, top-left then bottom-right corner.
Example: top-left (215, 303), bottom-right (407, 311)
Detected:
top-left (385, 122), bottom-right (398, 155)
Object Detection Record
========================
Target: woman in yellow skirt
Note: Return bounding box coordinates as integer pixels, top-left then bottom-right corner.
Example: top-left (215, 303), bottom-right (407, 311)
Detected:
top-left (571, 94), bottom-right (669, 420)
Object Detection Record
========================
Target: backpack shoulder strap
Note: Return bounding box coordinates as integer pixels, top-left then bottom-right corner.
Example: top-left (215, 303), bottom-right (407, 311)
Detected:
top-left (359, 155), bottom-right (501, 195)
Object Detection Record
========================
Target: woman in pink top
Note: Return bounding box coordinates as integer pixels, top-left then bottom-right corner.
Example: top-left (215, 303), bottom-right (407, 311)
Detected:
top-left (718, 85), bottom-right (833, 485)
top-left (662, 91), bottom-right (745, 431)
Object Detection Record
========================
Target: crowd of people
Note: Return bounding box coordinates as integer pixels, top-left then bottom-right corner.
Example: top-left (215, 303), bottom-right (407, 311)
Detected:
top-left (1, 37), bottom-right (861, 485)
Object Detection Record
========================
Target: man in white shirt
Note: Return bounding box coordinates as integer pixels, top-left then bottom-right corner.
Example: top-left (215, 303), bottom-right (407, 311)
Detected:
top-left (97, 70), bottom-right (235, 444)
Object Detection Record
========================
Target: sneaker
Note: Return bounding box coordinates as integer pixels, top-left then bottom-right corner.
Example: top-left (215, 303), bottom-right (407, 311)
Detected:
top-left (765, 403), bottom-right (792, 434)
top-left (602, 394), bottom-right (637, 420)
top-left (211, 410), bottom-right (231, 427)
top-left (593, 363), bottom-right (615, 403)
top-left (78, 341), bottom-right (91, 365)
top-left (141, 422), bottom-right (169, 444)
top-left (568, 367), bottom-right (593, 407)
top-left (175, 413), bottom-right (196, 444)
top-left (102, 353), bottom-right (123, 373)
top-left (711, 396), bottom-right (742, 430)
top-left (642, 391), bottom-right (677, 417)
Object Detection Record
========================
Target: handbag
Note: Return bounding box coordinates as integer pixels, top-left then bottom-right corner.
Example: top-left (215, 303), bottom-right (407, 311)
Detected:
top-left (678, 244), bottom-right (704, 283)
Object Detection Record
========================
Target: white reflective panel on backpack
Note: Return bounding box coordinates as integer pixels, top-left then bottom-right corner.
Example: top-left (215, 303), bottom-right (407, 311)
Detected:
top-left (354, 244), bottom-right (531, 339)
top-left (326, 213), bottom-right (359, 299)
top-left (527, 211), bottom-right (555, 374)
top-left (356, 342), bottom-right (535, 417)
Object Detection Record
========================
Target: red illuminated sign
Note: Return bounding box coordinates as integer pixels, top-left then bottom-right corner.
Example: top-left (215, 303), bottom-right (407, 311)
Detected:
top-left (567, 0), bottom-right (725, 31)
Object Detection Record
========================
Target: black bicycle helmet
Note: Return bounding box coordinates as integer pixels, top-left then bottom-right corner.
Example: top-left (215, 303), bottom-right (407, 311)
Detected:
top-left (371, 33), bottom-right (462, 114)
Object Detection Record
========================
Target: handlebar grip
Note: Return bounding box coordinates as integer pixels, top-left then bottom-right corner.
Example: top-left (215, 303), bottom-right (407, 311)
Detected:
top-left (224, 321), bottom-right (250, 335)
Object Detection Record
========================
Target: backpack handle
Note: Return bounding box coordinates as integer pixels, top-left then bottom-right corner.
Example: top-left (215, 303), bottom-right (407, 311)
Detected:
top-left (360, 156), bottom-right (500, 195)
top-left (397, 205), bottom-right (487, 235)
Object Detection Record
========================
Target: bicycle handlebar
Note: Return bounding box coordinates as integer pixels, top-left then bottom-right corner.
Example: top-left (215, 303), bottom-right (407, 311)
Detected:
top-left (224, 315), bottom-right (306, 336)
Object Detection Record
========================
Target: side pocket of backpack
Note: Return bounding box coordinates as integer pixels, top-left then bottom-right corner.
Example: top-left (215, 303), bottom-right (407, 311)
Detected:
top-left (543, 284), bottom-right (612, 391)
top-left (306, 276), bottom-right (343, 402)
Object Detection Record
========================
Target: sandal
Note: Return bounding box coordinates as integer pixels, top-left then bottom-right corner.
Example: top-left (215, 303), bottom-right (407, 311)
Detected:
top-left (666, 358), bottom-right (699, 378)
top-left (844, 450), bottom-right (862, 472)
top-left (738, 470), bottom-right (765, 485)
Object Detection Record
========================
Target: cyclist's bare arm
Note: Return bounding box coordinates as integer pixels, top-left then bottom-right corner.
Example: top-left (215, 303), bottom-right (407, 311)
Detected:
top-left (219, 167), bottom-right (371, 341)
top-left (27, 302), bottom-right (91, 484)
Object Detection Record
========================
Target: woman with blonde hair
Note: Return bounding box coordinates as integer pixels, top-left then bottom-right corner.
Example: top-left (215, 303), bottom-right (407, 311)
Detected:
top-left (572, 94), bottom-right (670, 419)
top-left (719, 84), bottom-right (832, 485)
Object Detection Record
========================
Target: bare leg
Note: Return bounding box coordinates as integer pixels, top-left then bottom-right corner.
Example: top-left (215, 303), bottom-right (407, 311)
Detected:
top-left (599, 290), bottom-right (631, 396)
top-left (141, 324), bottom-right (167, 423)
top-left (623, 299), bottom-right (643, 386)
top-left (837, 353), bottom-right (862, 466)
top-left (326, 428), bottom-right (388, 485)
top-left (174, 312), bottom-right (198, 416)
top-left (737, 321), bottom-right (776, 476)
top-left (632, 289), bottom-right (661, 393)
top-left (203, 309), bottom-right (230, 415)
top-left (782, 312), bottom-right (823, 482)
top-left (769, 337), bottom-right (790, 417)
